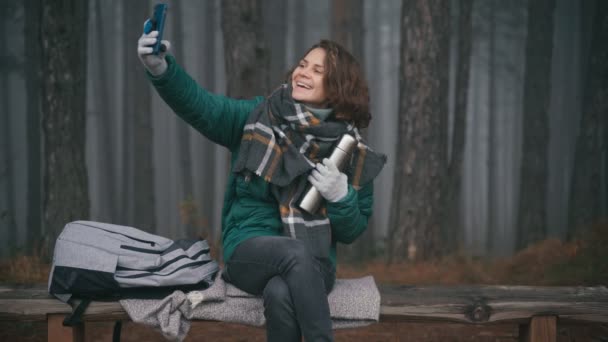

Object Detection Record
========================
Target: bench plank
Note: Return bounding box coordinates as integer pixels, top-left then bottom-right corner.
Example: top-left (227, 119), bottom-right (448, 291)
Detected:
top-left (379, 284), bottom-right (608, 323)
top-left (1, 284), bottom-right (607, 326)
top-left (0, 299), bottom-right (128, 321)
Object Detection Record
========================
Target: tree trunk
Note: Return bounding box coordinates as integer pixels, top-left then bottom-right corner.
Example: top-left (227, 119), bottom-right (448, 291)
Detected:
top-left (41, 0), bottom-right (90, 257)
top-left (1, 6), bottom-right (17, 254)
top-left (123, 0), bottom-right (156, 232)
top-left (169, 0), bottom-right (195, 237)
top-left (330, 0), bottom-right (370, 262)
top-left (221, 0), bottom-right (270, 98)
top-left (487, 0), bottom-right (497, 252)
top-left (294, 0), bottom-right (308, 57)
top-left (25, 0), bottom-right (43, 253)
top-left (119, 2), bottom-right (134, 226)
top-left (388, 0), bottom-right (451, 262)
top-left (94, 0), bottom-right (117, 222)
top-left (196, 0), bottom-right (219, 242)
top-left (331, 0), bottom-right (364, 62)
top-left (517, 0), bottom-right (555, 249)
top-left (443, 0), bottom-right (473, 254)
top-left (568, 2), bottom-right (608, 236)
top-left (1, 85), bottom-right (17, 256)
top-left (263, 0), bottom-right (288, 86)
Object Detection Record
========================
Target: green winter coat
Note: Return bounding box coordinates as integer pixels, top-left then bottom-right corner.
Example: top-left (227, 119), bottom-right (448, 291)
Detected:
top-left (148, 55), bottom-right (374, 267)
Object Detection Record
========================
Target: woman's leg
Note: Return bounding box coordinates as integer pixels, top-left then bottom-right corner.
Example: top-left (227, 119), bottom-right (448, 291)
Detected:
top-left (224, 236), bottom-right (335, 342)
top-left (263, 276), bottom-right (301, 341)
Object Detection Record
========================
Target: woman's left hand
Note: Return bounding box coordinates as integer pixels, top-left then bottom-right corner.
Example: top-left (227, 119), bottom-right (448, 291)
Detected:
top-left (308, 158), bottom-right (348, 202)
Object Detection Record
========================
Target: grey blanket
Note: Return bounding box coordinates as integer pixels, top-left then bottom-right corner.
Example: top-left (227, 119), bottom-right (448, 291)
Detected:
top-left (120, 273), bottom-right (380, 341)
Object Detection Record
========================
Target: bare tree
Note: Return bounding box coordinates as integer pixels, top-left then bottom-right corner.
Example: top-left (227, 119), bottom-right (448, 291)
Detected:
top-left (122, 0), bottom-right (156, 231)
top-left (330, 0), bottom-right (371, 262)
top-left (0, 4), bottom-right (19, 252)
top-left (263, 0), bottom-right (288, 86)
top-left (1, 89), bottom-right (17, 255)
top-left (486, 0), bottom-right (498, 251)
top-left (221, 0), bottom-right (271, 98)
top-left (93, 0), bottom-right (117, 222)
top-left (569, 1), bottom-right (608, 236)
top-left (331, 0), bottom-right (364, 62)
top-left (197, 0), bottom-right (220, 242)
top-left (1, 87), bottom-right (17, 255)
top-left (388, 0), bottom-right (451, 262)
top-left (517, 0), bottom-right (556, 249)
top-left (294, 0), bottom-right (308, 57)
top-left (40, 0), bottom-right (90, 256)
top-left (169, 0), bottom-right (195, 237)
top-left (25, 0), bottom-right (43, 252)
top-left (443, 0), bottom-right (473, 253)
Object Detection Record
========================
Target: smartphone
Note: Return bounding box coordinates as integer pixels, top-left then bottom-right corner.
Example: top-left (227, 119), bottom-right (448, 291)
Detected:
top-left (143, 3), bottom-right (168, 55)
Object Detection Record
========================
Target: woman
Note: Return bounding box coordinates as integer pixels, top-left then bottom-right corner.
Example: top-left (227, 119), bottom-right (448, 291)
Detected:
top-left (138, 31), bottom-right (385, 342)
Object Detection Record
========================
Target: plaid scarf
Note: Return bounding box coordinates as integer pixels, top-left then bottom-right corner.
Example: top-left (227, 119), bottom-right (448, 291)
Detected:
top-left (233, 84), bottom-right (386, 258)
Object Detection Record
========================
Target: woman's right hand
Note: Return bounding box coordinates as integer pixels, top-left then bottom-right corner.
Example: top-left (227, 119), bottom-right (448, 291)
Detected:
top-left (137, 30), bottom-right (171, 76)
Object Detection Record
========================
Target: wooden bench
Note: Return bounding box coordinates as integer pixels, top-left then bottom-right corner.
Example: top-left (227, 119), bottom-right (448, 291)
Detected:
top-left (1, 284), bottom-right (607, 341)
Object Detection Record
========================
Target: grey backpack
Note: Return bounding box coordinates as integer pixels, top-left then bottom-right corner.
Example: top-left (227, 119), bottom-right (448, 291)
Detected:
top-left (48, 220), bottom-right (219, 327)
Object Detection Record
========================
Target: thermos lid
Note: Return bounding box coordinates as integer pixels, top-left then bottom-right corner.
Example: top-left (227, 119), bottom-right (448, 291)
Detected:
top-left (336, 134), bottom-right (357, 154)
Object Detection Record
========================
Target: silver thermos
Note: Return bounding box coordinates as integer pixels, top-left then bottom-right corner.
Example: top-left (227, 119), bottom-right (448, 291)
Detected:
top-left (299, 134), bottom-right (358, 214)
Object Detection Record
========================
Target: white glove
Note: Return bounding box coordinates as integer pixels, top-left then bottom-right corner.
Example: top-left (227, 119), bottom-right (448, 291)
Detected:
top-left (308, 158), bottom-right (348, 203)
top-left (137, 30), bottom-right (171, 76)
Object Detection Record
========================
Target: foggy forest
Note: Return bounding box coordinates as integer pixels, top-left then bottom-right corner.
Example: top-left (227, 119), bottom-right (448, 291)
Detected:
top-left (0, 0), bottom-right (606, 272)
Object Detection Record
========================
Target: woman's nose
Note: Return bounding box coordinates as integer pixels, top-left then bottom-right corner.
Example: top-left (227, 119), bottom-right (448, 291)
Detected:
top-left (300, 67), bottom-right (311, 78)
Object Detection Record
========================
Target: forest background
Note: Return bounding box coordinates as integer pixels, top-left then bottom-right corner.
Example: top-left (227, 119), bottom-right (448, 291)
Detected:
top-left (0, 0), bottom-right (606, 288)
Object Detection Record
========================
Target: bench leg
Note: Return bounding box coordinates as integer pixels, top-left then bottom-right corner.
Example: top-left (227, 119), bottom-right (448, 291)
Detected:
top-left (519, 315), bottom-right (557, 342)
top-left (47, 314), bottom-right (85, 342)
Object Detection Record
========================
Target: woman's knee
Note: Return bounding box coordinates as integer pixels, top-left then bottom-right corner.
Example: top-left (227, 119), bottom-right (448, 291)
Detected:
top-left (263, 276), bottom-right (293, 309)
top-left (279, 239), bottom-right (314, 265)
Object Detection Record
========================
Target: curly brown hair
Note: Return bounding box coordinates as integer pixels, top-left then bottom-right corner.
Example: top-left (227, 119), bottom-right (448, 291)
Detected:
top-left (287, 40), bottom-right (371, 128)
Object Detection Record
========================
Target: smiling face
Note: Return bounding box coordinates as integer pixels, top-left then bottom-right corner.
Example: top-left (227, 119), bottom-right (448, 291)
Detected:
top-left (291, 47), bottom-right (328, 108)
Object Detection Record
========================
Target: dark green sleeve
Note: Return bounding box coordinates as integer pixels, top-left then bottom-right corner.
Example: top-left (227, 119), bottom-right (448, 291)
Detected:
top-left (147, 55), bottom-right (264, 151)
top-left (326, 182), bottom-right (374, 244)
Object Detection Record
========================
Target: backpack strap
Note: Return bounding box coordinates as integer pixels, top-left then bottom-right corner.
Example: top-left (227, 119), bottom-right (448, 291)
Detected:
top-left (62, 298), bottom-right (91, 326)
top-left (112, 320), bottom-right (122, 342)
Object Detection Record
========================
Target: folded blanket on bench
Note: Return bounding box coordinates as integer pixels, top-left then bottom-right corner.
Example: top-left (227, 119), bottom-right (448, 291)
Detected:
top-left (120, 272), bottom-right (380, 341)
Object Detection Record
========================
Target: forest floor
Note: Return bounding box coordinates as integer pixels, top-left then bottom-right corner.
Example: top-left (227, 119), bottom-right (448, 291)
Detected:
top-left (1, 222), bottom-right (606, 341)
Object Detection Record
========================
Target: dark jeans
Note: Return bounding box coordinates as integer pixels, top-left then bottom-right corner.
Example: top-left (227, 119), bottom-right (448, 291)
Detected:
top-left (223, 236), bottom-right (336, 342)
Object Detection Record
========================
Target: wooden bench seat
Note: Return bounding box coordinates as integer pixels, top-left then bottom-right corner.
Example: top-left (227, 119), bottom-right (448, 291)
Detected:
top-left (1, 284), bottom-right (607, 341)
